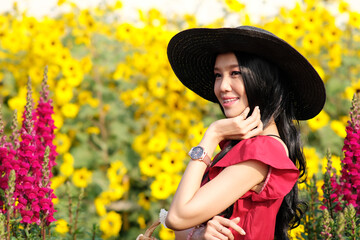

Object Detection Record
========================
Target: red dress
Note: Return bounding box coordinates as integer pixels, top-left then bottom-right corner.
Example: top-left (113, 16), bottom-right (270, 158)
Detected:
top-left (202, 135), bottom-right (299, 240)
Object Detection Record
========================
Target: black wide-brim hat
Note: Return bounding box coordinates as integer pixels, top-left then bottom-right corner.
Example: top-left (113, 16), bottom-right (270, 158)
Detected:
top-left (167, 26), bottom-right (326, 120)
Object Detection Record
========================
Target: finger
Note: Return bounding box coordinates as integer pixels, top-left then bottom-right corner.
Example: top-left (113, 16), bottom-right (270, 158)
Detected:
top-left (235, 109), bottom-right (249, 123)
top-left (245, 105), bottom-right (259, 117)
top-left (241, 108), bottom-right (260, 128)
top-left (243, 115), bottom-right (262, 133)
top-left (209, 224), bottom-right (231, 240)
top-left (211, 217), bottom-right (235, 240)
top-left (231, 217), bottom-right (240, 224)
top-left (241, 129), bottom-right (262, 140)
top-left (252, 119), bottom-right (264, 135)
top-left (230, 110), bottom-right (260, 138)
top-left (237, 119), bottom-right (262, 138)
top-left (257, 120), bottom-right (264, 132)
top-left (241, 107), bottom-right (262, 130)
top-left (217, 225), bottom-right (234, 240)
top-left (205, 228), bottom-right (228, 240)
top-left (245, 106), bottom-right (260, 121)
top-left (240, 107), bottom-right (250, 119)
top-left (229, 218), bottom-right (246, 236)
top-left (208, 219), bottom-right (234, 240)
top-left (214, 217), bottom-right (246, 237)
top-left (203, 231), bottom-right (223, 240)
top-left (212, 228), bottom-right (230, 240)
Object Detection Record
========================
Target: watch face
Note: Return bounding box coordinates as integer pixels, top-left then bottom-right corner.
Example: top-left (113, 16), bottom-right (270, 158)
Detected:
top-left (190, 146), bottom-right (204, 159)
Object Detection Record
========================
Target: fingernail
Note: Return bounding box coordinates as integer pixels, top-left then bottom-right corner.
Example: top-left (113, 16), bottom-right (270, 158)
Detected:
top-left (241, 230), bottom-right (246, 235)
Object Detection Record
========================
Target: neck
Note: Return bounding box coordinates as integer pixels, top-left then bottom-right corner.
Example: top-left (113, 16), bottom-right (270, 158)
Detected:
top-left (260, 119), bottom-right (279, 136)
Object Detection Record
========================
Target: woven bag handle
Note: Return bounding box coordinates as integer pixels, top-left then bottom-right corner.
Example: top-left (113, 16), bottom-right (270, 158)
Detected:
top-left (136, 219), bottom-right (161, 240)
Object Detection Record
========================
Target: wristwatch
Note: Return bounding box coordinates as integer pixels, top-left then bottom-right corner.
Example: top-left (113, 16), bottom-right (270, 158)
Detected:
top-left (188, 146), bottom-right (211, 167)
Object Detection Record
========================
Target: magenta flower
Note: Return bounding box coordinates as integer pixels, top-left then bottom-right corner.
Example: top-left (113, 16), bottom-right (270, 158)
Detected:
top-left (14, 78), bottom-right (41, 224)
top-left (329, 94), bottom-right (360, 215)
top-left (20, 209), bottom-right (34, 224)
top-left (32, 67), bottom-right (58, 224)
top-left (31, 202), bottom-right (41, 213)
top-left (0, 114), bottom-right (18, 214)
top-left (11, 72), bottom-right (58, 225)
top-left (0, 68), bottom-right (58, 232)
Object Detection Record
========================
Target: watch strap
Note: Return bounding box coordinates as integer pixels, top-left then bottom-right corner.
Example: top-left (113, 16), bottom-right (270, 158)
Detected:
top-left (192, 153), bottom-right (211, 167)
top-left (202, 153), bottom-right (211, 167)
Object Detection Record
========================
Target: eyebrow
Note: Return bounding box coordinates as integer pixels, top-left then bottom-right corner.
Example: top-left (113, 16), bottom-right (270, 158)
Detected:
top-left (214, 64), bottom-right (240, 71)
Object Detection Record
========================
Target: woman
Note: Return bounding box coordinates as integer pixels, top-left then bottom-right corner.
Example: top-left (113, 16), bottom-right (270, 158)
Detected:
top-left (164, 26), bottom-right (326, 240)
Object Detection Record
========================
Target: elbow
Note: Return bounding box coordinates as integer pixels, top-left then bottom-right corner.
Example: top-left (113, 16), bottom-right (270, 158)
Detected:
top-left (165, 210), bottom-right (189, 231)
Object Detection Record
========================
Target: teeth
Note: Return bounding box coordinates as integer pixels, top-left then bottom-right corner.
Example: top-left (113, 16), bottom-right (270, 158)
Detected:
top-left (224, 98), bottom-right (237, 103)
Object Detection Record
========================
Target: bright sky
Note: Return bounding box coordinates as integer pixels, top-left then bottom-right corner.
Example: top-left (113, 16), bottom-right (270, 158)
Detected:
top-left (1, 0), bottom-right (360, 25)
top-left (0, 0), bottom-right (295, 25)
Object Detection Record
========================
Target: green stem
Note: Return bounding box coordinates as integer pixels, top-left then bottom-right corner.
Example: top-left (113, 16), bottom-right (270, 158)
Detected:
top-left (73, 188), bottom-right (84, 240)
top-left (92, 224), bottom-right (98, 240)
top-left (6, 211), bottom-right (10, 240)
top-left (41, 214), bottom-right (48, 240)
top-left (67, 182), bottom-right (73, 235)
top-left (41, 220), bottom-right (45, 240)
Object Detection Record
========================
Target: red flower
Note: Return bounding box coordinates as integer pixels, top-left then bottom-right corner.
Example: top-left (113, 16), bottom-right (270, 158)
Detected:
top-left (1, 71), bottom-right (58, 226)
top-left (329, 95), bottom-right (360, 214)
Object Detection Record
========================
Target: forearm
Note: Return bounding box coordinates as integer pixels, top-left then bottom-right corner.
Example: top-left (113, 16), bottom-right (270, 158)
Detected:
top-left (166, 127), bottom-right (220, 229)
top-left (174, 129), bottom-right (220, 203)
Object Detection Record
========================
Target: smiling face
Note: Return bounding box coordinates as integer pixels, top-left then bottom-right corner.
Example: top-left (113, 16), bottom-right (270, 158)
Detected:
top-left (214, 52), bottom-right (249, 118)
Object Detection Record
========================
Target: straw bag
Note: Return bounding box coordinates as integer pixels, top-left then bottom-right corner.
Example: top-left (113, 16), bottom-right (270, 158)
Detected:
top-left (136, 219), bottom-right (161, 240)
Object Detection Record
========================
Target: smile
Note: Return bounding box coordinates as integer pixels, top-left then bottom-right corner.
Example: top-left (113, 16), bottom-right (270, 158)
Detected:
top-left (222, 97), bottom-right (239, 106)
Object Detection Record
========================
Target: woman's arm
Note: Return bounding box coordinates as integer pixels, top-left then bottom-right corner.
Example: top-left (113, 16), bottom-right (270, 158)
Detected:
top-left (166, 107), bottom-right (266, 230)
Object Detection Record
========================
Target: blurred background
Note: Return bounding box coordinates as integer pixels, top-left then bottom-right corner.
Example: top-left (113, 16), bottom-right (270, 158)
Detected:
top-left (1, 0), bottom-right (360, 239)
top-left (0, 0), bottom-right (310, 23)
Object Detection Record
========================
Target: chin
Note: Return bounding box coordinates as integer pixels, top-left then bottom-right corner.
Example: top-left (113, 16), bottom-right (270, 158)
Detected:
top-left (225, 112), bottom-right (241, 118)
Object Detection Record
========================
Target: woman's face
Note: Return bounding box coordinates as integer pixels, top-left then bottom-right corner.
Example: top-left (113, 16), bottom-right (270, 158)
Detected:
top-left (214, 52), bottom-right (249, 118)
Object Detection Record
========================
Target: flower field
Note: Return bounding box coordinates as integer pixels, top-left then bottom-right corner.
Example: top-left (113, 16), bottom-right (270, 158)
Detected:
top-left (0, 0), bottom-right (359, 239)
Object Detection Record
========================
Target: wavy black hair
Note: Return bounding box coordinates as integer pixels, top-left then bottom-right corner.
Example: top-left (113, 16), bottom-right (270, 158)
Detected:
top-left (210, 52), bottom-right (307, 240)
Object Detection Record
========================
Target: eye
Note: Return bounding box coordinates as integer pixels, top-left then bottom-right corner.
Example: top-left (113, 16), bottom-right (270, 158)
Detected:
top-left (231, 71), bottom-right (241, 76)
top-left (214, 73), bottom-right (221, 79)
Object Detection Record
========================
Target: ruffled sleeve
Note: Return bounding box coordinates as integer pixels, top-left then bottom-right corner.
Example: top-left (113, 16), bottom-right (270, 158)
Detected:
top-left (208, 136), bottom-right (299, 201)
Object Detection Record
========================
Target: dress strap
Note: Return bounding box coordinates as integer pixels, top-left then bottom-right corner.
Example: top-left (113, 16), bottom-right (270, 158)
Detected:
top-left (266, 134), bottom-right (281, 140)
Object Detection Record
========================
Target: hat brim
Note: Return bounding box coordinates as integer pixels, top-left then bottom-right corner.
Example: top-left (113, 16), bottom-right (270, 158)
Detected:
top-left (167, 26), bottom-right (326, 120)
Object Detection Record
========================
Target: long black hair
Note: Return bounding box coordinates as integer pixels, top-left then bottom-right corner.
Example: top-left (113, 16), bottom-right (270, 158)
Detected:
top-left (211, 52), bottom-right (307, 240)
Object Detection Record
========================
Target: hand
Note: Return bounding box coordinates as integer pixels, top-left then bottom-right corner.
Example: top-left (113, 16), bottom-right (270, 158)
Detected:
top-left (197, 106), bottom-right (263, 163)
top-left (202, 216), bottom-right (246, 240)
top-left (210, 106), bottom-right (263, 142)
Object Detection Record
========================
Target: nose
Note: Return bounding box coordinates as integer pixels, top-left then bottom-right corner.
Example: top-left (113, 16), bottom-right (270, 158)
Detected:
top-left (219, 75), bottom-right (232, 92)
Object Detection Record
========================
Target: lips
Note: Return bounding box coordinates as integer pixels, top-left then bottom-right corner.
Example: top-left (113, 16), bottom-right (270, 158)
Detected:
top-left (222, 97), bottom-right (239, 107)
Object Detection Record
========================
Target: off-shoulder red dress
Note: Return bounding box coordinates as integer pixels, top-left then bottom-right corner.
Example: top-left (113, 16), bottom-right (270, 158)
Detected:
top-left (202, 135), bottom-right (299, 240)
